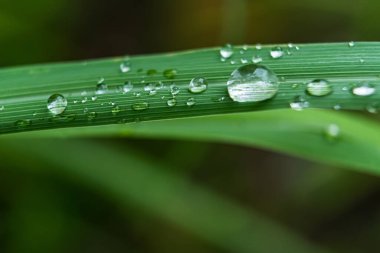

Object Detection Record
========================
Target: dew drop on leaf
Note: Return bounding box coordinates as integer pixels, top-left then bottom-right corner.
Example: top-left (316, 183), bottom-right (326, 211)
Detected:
top-left (47, 94), bottom-right (67, 115)
top-left (227, 64), bottom-right (279, 102)
top-left (306, 79), bottom-right (333, 96)
top-left (189, 77), bottom-right (208, 94)
top-left (270, 47), bottom-right (284, 59)
top-left (220, 44), bottom-right (234, 59)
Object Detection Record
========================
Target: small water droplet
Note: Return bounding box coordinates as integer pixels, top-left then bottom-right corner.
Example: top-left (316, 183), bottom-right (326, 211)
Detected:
top-left (186, 97), bottom-right (196, 107)
top-left (96, 79), bottom-right (108, 95)
top-left (220, 44), bottom-right (234, 59)
top-left (87, 112), bottom-right (97, 121)
top-left (81, 91), bottom-right (87, 96)
top-left (15, 119), bottom-right (31, 128)
top-left (167, 98), bottom-right (177, 107)
top-left (0, 105), bottom-right (5, 111)
top-left (290, 95), bottom-right (309, 111)
top-left (351, 83), bottom-right (376, 96)
top-left (241, 58), bottom-right (249, 64)
top-left (81, 97), bottom-right (88, 104)
top-left (112, 105), bottom-right (121, 115)
top-left (145, 83), bottom-right (157, 95)
top-left (306, 79), bottom-right (333, 96)
top-left (170, 84), bottom-right (180, 96)
top-left (288, 43), bottom-right (294, 48)
top-left (252, 56), bottom-right (262, 64)
top-left (366, 102), bottom-right (379, 114)
top-left (133, 92), bottom-right (141, 97)
top-left (292, 83), bottom-right (300, 89)
top-left (360, 59), bottom-right (364, 63)
top-left (91, 96), bottom-right (97, 101)
top-left (47, 94), bottom-right (68, 115)
top-left (189, 77), bottom-right (208, 94)
top-left (348, 41), bottom-right (355, 47)
top-left (256, 44), bottom-right (262, 50)
top-left (270, 47), bottom-right (284, 59)
top-left (227, 64), bottom-right (279, 102)
top-left (333, 104), bottom-right (341, 110)
top-left (163, 69), bottom-right (177, 79)
top-left (324, 124), bottom-right (340, 141)
top-left (120, 60), bottom-right (131, 73)
top-left (147, 69), bottom-right (158, 76)
top-left (132, 102), bottom-right (149, 111)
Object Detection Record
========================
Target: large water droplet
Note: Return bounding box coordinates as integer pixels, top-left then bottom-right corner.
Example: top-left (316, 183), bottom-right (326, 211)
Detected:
top-left (220, 44), bottom-right (234, 59)
top-left (189, 77), bottom-right (208, 94)
top-left (306, 79), bottom-right (333, 96)
top-left (167, 98), bottom-right (177, 107)
top-left (270, 47), bottom-right (284, 59)
top-left (227, 64), bottom-right (279, 102)
top-left (163, 69), bottom-right (177, 79)
top-left (351, 83), bottom-right (376, 96)
top-left (290, 95), bottom-right (309, 111)
top-left (132, 102), bottom-right (149, 111)
top-left (47, 94), bottom-right (67, 115)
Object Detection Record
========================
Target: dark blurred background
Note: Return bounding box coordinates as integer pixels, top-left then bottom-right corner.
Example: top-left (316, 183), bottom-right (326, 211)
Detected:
top-left (1, 0), bottom-right (380, 252)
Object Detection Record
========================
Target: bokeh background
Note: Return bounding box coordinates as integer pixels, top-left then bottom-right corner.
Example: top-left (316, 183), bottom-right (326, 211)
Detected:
top-left (1, 0), bottom-right (380, 252)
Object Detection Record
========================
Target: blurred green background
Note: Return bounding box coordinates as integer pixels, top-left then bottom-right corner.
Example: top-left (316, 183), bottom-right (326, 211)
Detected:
top-left (1, 0), bottom-right (380, 252)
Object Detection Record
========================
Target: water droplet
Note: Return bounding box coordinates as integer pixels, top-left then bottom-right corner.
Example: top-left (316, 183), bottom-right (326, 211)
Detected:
top-left (230, 60), bottom-right (237, 65)
top-left (227, 64), bottom-right (279, 102)
top-left (120, 60), bottom-right (131, 73)
top-left (360, 59), bottom-right (364, 63)
top-left (123, 81), bottom-right (133, 93)
top-left (112, 105), bottom-right (121, 115)
top-left (167, 98), bottom-right (177, 107)
top-left (290, 95), bottom-right (309, 111)
top-left (351, 83), bottom-right (376, 96)
top-left (252, 56), bottom-right (262, 64)
top-left (186, 97), bottom-right (196, 107)
top-left (81, 91), bottom-right (87, 96)
top-left (81, 97), bottom-right (88, 104)
top-left (292, 83), bottom-right (300, 89)
top-left (189, 77), bottom-right (208, 94)
top-left (333, 104), bottom-right (341, 110)
top-left (270, 47), bottom-right (284, 59)
top-left (241, 58), bottom-right (249, 64)
top-left (348, 41), bottom-right (355, 47)
top-left (366, 103), bottom-right (379, 114)
top-left (133, 92), bottom-right (141, 97)
top-left (0, 105), bottom-right (5, 111)
top-left (324, 124), bottom-right (340, 141)
top-left (163, 69), bottom-right (177, 79)
top-left (220, 44), bottom-right (234, 59)
top-left (306, 79), bottom-right (333, 96)
top-left (147, 69), bottom-right (158, 76)
top-left (47, 94), bottom-right (67, 115)
top-left (170, 84), bottom-right (180, 95)
top-left (87, 112), bottom-right (97, 121)
top-left (15, 119), bottom-right (31, 128)
top-left (145, 83), bottom-right (157, 95)
top-left (256, 44), bottom-right (262, 50)
top-left (91, 96), bottom-right (97, 101)
top-left (96, 79), bottom-right (108, 95)
top-left (132, 102), bottom-right (149, 111)
top-left (288, 43), bottom-right (294, 48)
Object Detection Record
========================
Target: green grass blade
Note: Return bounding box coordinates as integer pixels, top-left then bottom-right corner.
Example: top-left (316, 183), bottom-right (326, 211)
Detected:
top-left (2, 139), bottom-right (332, 253)
top-left (1, 42), bottom-right (380, 134)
